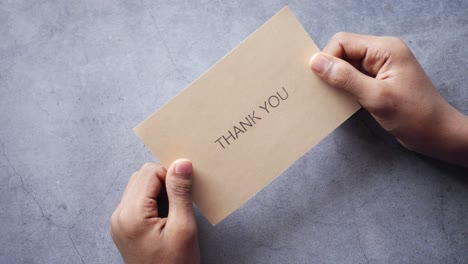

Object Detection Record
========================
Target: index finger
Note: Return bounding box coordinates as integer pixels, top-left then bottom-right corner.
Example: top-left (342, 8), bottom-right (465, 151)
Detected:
top-left (322, 32), bottom-right (375, 59)
top-left (322, 32), bottom-right (392, 77)
top-left (133, 162), bottom-right (166, 200)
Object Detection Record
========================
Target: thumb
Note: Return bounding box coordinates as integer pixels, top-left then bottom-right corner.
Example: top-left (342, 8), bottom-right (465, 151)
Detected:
top-left (309, 53), bottom-right (377, 101)
top-left (165, 158), bottom-right (195, 225)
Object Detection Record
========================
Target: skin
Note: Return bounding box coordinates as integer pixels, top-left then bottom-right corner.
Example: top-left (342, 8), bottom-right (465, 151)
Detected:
top-left (111, 33), bottom-right (468, 264)
top-left (110, 160), bottom-right (200, 264)
top-left (310, 33), bottom-right (468, 167)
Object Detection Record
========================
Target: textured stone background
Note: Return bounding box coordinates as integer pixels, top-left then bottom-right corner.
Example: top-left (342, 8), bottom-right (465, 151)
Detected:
top-left (1, 1), bottom-right (467, 263)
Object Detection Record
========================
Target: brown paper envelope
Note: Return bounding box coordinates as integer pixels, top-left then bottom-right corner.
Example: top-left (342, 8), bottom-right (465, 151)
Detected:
top-left (134, 6), bottom-right (360, 225)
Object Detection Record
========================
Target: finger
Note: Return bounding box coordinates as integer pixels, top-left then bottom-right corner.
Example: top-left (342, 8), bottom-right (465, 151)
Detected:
top-left (165, 159), bottom-right (196, 228)
top-left (322, 32), bottom-right (391, 77)
top-left (134, 163), bottom-right (168, 219)
top-left (309, 52), bottom-right (380, 102)
top-left (322, 32), bottom-right (373, 59)
top-left (121, 171), bottom-right (139, 200)
top-left (115, 171), bottom-right (140, 216)
top-left (137, 163), bottom-right (166, 199)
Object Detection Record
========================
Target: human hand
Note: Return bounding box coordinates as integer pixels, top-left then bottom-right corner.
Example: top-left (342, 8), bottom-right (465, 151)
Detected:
top-left (309, 32), bottom-right (468, 166)
top-left (110, 160), bottom-right (200, 264)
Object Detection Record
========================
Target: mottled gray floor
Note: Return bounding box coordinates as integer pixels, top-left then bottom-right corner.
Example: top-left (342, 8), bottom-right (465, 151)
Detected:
top-left (1, 1), bottom-right (467, 263)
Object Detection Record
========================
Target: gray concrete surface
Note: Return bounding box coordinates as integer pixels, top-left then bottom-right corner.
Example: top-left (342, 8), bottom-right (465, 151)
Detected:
top-left (1, 0), bottom-right (467, 263)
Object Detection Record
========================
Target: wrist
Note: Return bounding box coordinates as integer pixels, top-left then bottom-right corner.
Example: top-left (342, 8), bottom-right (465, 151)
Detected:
top-left (430, 105), bottom-right (468, 167)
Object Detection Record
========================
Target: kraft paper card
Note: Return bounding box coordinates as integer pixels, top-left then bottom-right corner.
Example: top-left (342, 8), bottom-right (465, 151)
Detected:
top-left (134, 6), bottom-right (360, 225)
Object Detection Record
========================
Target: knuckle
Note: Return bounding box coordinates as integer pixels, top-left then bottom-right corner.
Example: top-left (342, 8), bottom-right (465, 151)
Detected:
top-left (387, 36), bottom-right (404, 44)
top-left (369, 47), bottom-right (391, 64)
top-left (144, 198), bottom-right (157, 208)
top-left (385, 37), bottom-right (411, 55)
top-left (110, 210), bottom-right (118, 225)
top-left (393, 36), bottom-right (406, 46)
top-left (332, 32), bottom-right (348, 42)
top-left (168, 179), bottom-right (192, 197)
top-left (138, 198), bottom-right (158, 215)
top-left (110, 210), bottom-right (120, 232)
top-left (141, 162), bottom-right (158, 171)
top-left (141, 162), bottom-right (165, 176)
top-left (113, 209), bottom-right (143, 238)
top-left (129, 171), bottom-right (139, 180)
top-left (331, 62), bottom-right (355, 88)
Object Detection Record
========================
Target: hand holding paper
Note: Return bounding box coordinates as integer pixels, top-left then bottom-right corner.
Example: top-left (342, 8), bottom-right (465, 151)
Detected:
top-left (110, 161), bottom-right (200, 264)
top-left (310, 33), bottom-right (468, 167)
top-left (134, 7), bottom-right (360, 225)
top-left (111, 6), bottom-right (468, 264)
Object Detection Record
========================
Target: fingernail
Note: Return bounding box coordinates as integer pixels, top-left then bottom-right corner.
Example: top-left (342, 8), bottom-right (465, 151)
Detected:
top-left (309, 54), bottom-right (331, 74)
top-left (175, 160), bottom-right (192, 176)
